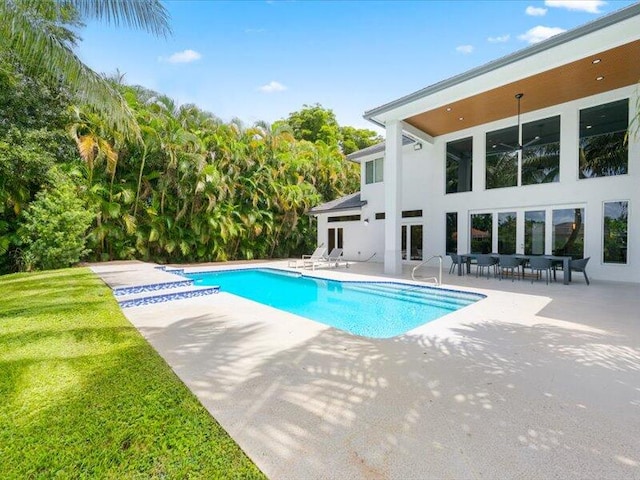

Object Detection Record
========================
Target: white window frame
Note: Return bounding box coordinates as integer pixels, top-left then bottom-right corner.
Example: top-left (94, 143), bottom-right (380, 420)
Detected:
top-left (365, 157), bottom-right (383, 184)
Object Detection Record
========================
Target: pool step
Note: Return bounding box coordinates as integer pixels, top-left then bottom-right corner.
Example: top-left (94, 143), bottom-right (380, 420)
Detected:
top-left (118, 287), bottom-right (219, 308)
top-left (344, 283), bottom-right (479, 309)
top-left (113, 279), bottom-right (194, 297)
top-left (350, 282), bottom-right (481, 304)
top-left (344, 286), bottom-right (471, 311)
top-left (114, 281), bottom-right (219, 309)
top-left (345, 288), bottom-right (462, 311)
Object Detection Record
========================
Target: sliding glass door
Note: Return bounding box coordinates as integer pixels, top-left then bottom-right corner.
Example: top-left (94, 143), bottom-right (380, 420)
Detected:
top-left (401, 224), bottom-right (423, 261)
top-left (524, 210), bottom-right (545, 255)
top-left (497, 212), bottom-right (516, 254)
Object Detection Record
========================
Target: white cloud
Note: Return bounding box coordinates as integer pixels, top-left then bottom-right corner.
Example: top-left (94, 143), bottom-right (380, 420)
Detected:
top-left (456, 44), bottom-right (474, 54)
top-left (525, 5), bottom-right (548, 16)
top-left (159, 49), bottom-right (202, 64)
top-left (258, 81), bottom-right (287, 93)
top-left (487, 34), bottom-right (510, 43)
top-left (518, 25), bottom-right (566, 44)
top-left (544, 0), bottom-right (606, 13)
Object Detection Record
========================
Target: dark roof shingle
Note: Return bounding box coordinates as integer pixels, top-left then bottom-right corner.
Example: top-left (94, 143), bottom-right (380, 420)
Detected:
top-left (308, 192), bottom-right (366, 215)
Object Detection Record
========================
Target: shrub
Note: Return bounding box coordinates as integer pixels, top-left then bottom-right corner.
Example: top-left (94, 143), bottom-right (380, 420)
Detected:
top-left (19, 179), bottom-right (94, 270)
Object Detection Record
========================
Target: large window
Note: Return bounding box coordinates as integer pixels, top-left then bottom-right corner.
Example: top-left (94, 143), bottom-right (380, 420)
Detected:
top-left (470, 213), bottom-right (492, 253)
top-left (522, 116), bottom-right (560, 185)
top-left (365, 157), bottom-right (384, 184)
top-left (446, 137), bottom-right (472, 193)
top-left (579, 99), bottom-right (629, 179)
top-left (497, 212), bottom-right (516, 254)
top-left (552, 208), bottom-right (584, 259)
top-left (487, 115), bottom-right (560, 189)
top-left (603, 201), bottom-right (628, 264)
top-left (446, 212), bottom-right (458, 253)
top-left (486, 126), bottom-right (518, 189)
top-left (525, 210), bottom-right (545, 255)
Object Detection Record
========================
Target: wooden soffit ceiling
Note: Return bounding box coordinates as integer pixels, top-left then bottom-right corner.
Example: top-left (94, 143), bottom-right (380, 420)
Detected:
top-left (405, 40), bottom-right (640, 137)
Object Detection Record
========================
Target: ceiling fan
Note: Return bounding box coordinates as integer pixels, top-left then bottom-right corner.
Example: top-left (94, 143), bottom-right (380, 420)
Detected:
top-left (495, 93), bottom-right (541, 151)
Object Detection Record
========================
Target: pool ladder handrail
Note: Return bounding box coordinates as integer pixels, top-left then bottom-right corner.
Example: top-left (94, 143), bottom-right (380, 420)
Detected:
top-left (411, 255), bottom-right (443, 286)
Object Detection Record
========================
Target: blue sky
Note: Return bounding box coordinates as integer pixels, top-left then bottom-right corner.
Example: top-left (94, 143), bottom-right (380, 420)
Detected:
top-left (77, 0), bottom-right (636, 133)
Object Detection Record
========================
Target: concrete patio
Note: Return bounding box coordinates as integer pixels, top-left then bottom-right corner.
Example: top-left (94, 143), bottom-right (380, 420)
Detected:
top-left (91, 260), bottom-right (640, 480)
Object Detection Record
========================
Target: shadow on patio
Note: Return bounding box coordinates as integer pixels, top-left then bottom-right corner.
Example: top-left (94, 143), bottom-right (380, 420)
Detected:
top-left (139, 308), bottom-right (640, 480)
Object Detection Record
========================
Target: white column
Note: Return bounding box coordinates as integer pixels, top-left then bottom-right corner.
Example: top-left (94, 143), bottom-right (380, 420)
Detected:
top-left (384, 120), bottom-right (403, 275)
top-left (473, 133), bottom-right (485, 192)
top-left (560, 108), bottom-right (579, 184)
top-left (516, 210), bottom-right (525, 254)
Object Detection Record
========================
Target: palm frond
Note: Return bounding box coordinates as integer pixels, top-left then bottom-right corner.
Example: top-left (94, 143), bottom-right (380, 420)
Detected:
top-left (0, 0), bottom-right (170, 141)
top-left (69, 0), bottom-right (171, 37)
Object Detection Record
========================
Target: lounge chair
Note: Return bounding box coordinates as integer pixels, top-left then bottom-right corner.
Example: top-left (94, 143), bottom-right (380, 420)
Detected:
top-left (570, 257), bottom-right (590, 285)
top-left (321, 248), bottom-right (349, 269)
top-left (288, 247), bottom-right (326, 269)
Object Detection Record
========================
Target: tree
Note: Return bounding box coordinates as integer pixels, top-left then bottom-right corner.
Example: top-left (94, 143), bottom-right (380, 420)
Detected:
top-left (0, 61), bottom-right (365, 271)
top-left (279, 104), bottom-right (381, 156)
top-left (280, 104), bottom-right (342, 145)
top-left (0, 51), bottom-right (78, 272)
top-left (340, 125), bottom-right (382, 155)
top-left (0, 0), bottom-right (171, 137)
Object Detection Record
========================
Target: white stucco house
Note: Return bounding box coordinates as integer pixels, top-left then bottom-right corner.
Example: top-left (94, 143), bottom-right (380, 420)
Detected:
top-left (309, 4), bottom-right (640, 283)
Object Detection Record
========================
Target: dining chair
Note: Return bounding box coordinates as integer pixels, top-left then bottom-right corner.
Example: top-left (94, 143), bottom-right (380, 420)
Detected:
top-left (448, 253), bottom-right (460, 274)
top-left (570, 257), bottom-right (591, 285)
top-left (476, 254), bottom-right (498, 279)
top-left (498, 255), bottom-right (522, 281)
top-left (528, 256), bottom-right (553, 284)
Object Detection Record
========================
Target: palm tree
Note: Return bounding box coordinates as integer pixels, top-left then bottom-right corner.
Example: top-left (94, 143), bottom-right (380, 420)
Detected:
top-left (0, 0), bottom-right (171, 138)
top-left (68, 106), bottom-right (121, 188)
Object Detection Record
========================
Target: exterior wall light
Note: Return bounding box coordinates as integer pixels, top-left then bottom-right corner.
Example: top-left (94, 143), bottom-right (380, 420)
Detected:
top-left (414, 143), bottom-right (423, 151)
top-left (363, 218), bottom-right (369, 226)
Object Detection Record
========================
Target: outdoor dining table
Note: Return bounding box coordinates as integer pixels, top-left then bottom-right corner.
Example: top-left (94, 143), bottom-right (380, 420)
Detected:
top-left (456, 253), bottom-right (573, 284)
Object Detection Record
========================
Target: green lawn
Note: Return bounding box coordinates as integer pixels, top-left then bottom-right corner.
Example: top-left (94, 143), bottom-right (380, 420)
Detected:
top-left (0, 268), bottom-right (266, 479)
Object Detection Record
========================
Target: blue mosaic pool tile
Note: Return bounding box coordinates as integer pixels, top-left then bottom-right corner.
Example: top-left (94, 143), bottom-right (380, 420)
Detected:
top-left (113, 280), bottom-right (194, 297)
top-left (118, 287), bottom-right (219, 308)
top-left (165, 268), bottom-right (185, 275)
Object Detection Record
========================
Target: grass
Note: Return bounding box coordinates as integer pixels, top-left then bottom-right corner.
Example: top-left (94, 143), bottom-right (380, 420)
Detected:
top-left (0, 268), bottom-right (266, 479)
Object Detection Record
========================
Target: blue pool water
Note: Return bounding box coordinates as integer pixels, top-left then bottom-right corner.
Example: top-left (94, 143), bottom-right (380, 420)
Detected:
top-left (186, 268), bottom-right (484, 339)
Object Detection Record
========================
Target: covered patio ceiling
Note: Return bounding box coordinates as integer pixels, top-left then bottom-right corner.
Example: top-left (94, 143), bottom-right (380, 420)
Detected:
top-left (405, 39), bottom-right (640, 137)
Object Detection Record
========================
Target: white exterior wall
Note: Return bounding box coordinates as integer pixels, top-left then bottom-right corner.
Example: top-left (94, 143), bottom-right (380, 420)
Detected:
top-left (427, 85), bottom-right (639, 283)
top-left (315, 208), bottom-right (374, 262)
top-left (315, 85), bottom-right (640, 283)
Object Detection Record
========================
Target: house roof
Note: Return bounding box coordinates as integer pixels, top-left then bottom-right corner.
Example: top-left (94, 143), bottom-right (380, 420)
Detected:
top-left (346, 135), bottom-right (415, 162)
top-left (308, 192), bottom-right (367, 215)
top-left (364, 3), bottom-right (640, 136)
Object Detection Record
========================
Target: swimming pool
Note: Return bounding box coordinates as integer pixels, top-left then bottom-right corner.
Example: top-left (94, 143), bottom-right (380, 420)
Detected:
top-left (185, 268), bottom-right (484, 338)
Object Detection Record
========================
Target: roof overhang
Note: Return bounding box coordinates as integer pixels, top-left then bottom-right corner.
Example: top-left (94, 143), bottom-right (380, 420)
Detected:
top-left (308, 192), bottom-right (367, 215)
top-left (364, 4), bottom-right (640, 137)
top-left (346, 135), bottom-right (415, 162)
